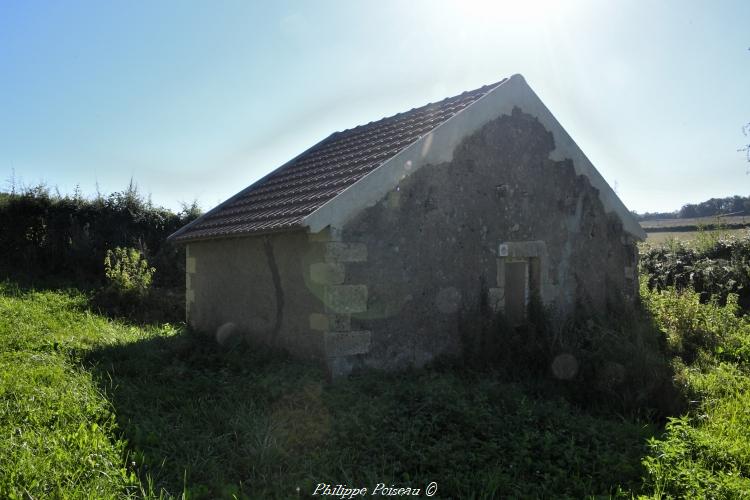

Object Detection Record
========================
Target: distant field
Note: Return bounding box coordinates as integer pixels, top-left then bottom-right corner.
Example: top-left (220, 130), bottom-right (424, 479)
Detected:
top-left (640, 215), bottom-right (750, 231)
top-left (641, 214), bottom-right (750, 244)
top-left (645, 228), bottom-right (749, 245)
top-left (644, 228), bottom-right (750, 245)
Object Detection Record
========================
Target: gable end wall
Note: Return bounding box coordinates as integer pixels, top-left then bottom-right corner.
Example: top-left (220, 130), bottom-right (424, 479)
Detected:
top-left (330, 108), bottom-right (638, 374)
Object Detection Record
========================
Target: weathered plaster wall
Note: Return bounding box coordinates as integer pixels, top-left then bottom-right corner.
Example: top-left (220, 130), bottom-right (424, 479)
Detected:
top-left (335, 107), bottom-right (638, 373)
top-left (186, 232), bottom-right (327, 360)
top-left (185, 230), bottom-right (379, 370)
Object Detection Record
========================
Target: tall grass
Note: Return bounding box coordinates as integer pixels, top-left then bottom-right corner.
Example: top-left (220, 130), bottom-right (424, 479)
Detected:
top-left (0, 283), bottom-right (141, 498)
top-left (639, 279), bottom-right (750, 497)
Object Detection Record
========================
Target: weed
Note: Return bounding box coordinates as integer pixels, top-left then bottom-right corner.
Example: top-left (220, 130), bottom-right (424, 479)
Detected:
top-left (104, 247), bottom-right (155, 297)
top-left (638, 282), bottom-right (750, 497)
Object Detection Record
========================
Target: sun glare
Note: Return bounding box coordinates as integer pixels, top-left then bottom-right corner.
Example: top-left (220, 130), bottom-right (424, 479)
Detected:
top-left (437, 0), bottom-right (571, 26)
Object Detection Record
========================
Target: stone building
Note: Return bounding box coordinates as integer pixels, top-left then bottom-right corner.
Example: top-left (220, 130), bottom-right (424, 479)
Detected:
top-left (168, 74), bottom-right (645, 377)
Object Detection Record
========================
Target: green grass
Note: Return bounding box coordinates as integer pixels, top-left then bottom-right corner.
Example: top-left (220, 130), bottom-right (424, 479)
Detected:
top-left (638, 282), bottom-right (750, 498)
top-left (1, 282), bottom-right (658, 498)
top-left (4, 277), bottom-right (750, 498)
top-left (0, 284), bottom-right (141, 499)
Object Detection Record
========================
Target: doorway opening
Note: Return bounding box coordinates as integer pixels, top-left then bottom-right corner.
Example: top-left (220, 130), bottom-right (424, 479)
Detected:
top-left (502, 257), bottom-right (540, 325)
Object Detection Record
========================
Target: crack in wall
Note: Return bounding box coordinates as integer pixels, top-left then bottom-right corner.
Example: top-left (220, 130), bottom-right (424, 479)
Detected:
top-left (263, 235), bottom-right (284, 344)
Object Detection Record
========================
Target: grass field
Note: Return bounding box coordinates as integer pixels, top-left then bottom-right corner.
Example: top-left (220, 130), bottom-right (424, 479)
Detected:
top-left (641, 214), bottom-right (750, 245)
top-left (640, 214), bottom-right (750, 231)
top-left (645, 228), bottom-right (748, 245)
top-left (2, 279), bottom-right (750, 498)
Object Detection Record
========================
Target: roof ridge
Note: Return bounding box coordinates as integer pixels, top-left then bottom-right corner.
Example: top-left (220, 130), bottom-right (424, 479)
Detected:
top-left (329, 79), bottom-right (507, 138)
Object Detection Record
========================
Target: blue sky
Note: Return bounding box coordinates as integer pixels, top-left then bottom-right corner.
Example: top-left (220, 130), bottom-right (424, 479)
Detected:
top-left (1, 0), bottom-right (749, 213)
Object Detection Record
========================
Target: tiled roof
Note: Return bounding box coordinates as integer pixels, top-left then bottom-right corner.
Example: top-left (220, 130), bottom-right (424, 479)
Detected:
top-left (170, 79), bottom-right (507, 242)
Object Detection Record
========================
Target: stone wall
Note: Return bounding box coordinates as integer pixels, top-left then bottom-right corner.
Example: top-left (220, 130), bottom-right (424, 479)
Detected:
top-left (303, 228), bottom-right (372, 376)
top-left (332, 107), bottom-right (639, 374)
top-left (185, 107), bottom-right (639, 378)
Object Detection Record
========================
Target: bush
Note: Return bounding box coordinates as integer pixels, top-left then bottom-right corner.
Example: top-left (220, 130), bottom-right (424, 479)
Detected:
top-left (639, 282), bottom-right (750, 497)
top-left (94, 248), bottom-right (184, 324)
top-left (457, 291), bottom-right (680, 418)
top-left (104, 247), bottom-right (155, 297)
top-left (640, 231), bottom-right (750, 311)
top-left (643, 279), bottom-right (750, 368)
top-left (0, 182), bottom-right (200, 289)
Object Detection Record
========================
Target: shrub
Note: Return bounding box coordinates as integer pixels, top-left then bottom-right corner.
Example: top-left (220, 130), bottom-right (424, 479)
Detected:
top-left (93, 247), bottom-right (175, 323)
top-left (104, 247), bottom-right (155, 297)
top-left (640, 231), bottom-right (750, 311)
top-left (639, 282), bottom-right (750, 497)
top-left (457, 289), bottom-right (679, 418)
top-left (643, 279), bottom-right (750, 365)
top-left (543, 305), bottom-right (682, 418)
top-left (94, 248), bottom-right (184, 324)
top-left (0, 182), bottom-right (200, 288)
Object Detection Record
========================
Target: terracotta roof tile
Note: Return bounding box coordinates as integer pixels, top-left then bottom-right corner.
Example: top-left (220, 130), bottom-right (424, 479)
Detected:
top-left (171, 79), bottom-right (506, 242)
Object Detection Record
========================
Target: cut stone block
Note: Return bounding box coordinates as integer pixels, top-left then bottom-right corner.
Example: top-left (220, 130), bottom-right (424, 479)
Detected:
top-left (309, 313), bottom-right (351, 331)
top-left (309, 313), bottom-right (328, 331)
top-left (329, 313), bottom-right (351, 332)
top-left (325, 330), bottom-right (371, 357)
top-left (310, 262), bottom-right (345, 285)
top-left (324, 285), bottom-right (367, 313)
top-left (624, 266), bottom-right (634, 278)
top-left (327, 355), bottom-right (354, 379)
top-left (325, 242), bottom-right (367, 263)
top-left (498, 240), bottom-right (546, 258)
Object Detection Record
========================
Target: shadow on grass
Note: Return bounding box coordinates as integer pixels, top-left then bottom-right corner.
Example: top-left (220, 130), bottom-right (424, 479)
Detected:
top-left (0, 268), bottom-right (99, 293)
top-left (84, 324), bottom-right (666, 499)
top-left (88, 286), bottom-right (185, 325)
top-left (84, 329), bottom-right (327, 498)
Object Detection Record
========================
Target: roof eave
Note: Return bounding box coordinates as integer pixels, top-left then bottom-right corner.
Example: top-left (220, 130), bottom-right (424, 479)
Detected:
top-left (170, 224), bottom-right (307, 244)
top-left (166, 131), bottom-right (340, 244)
